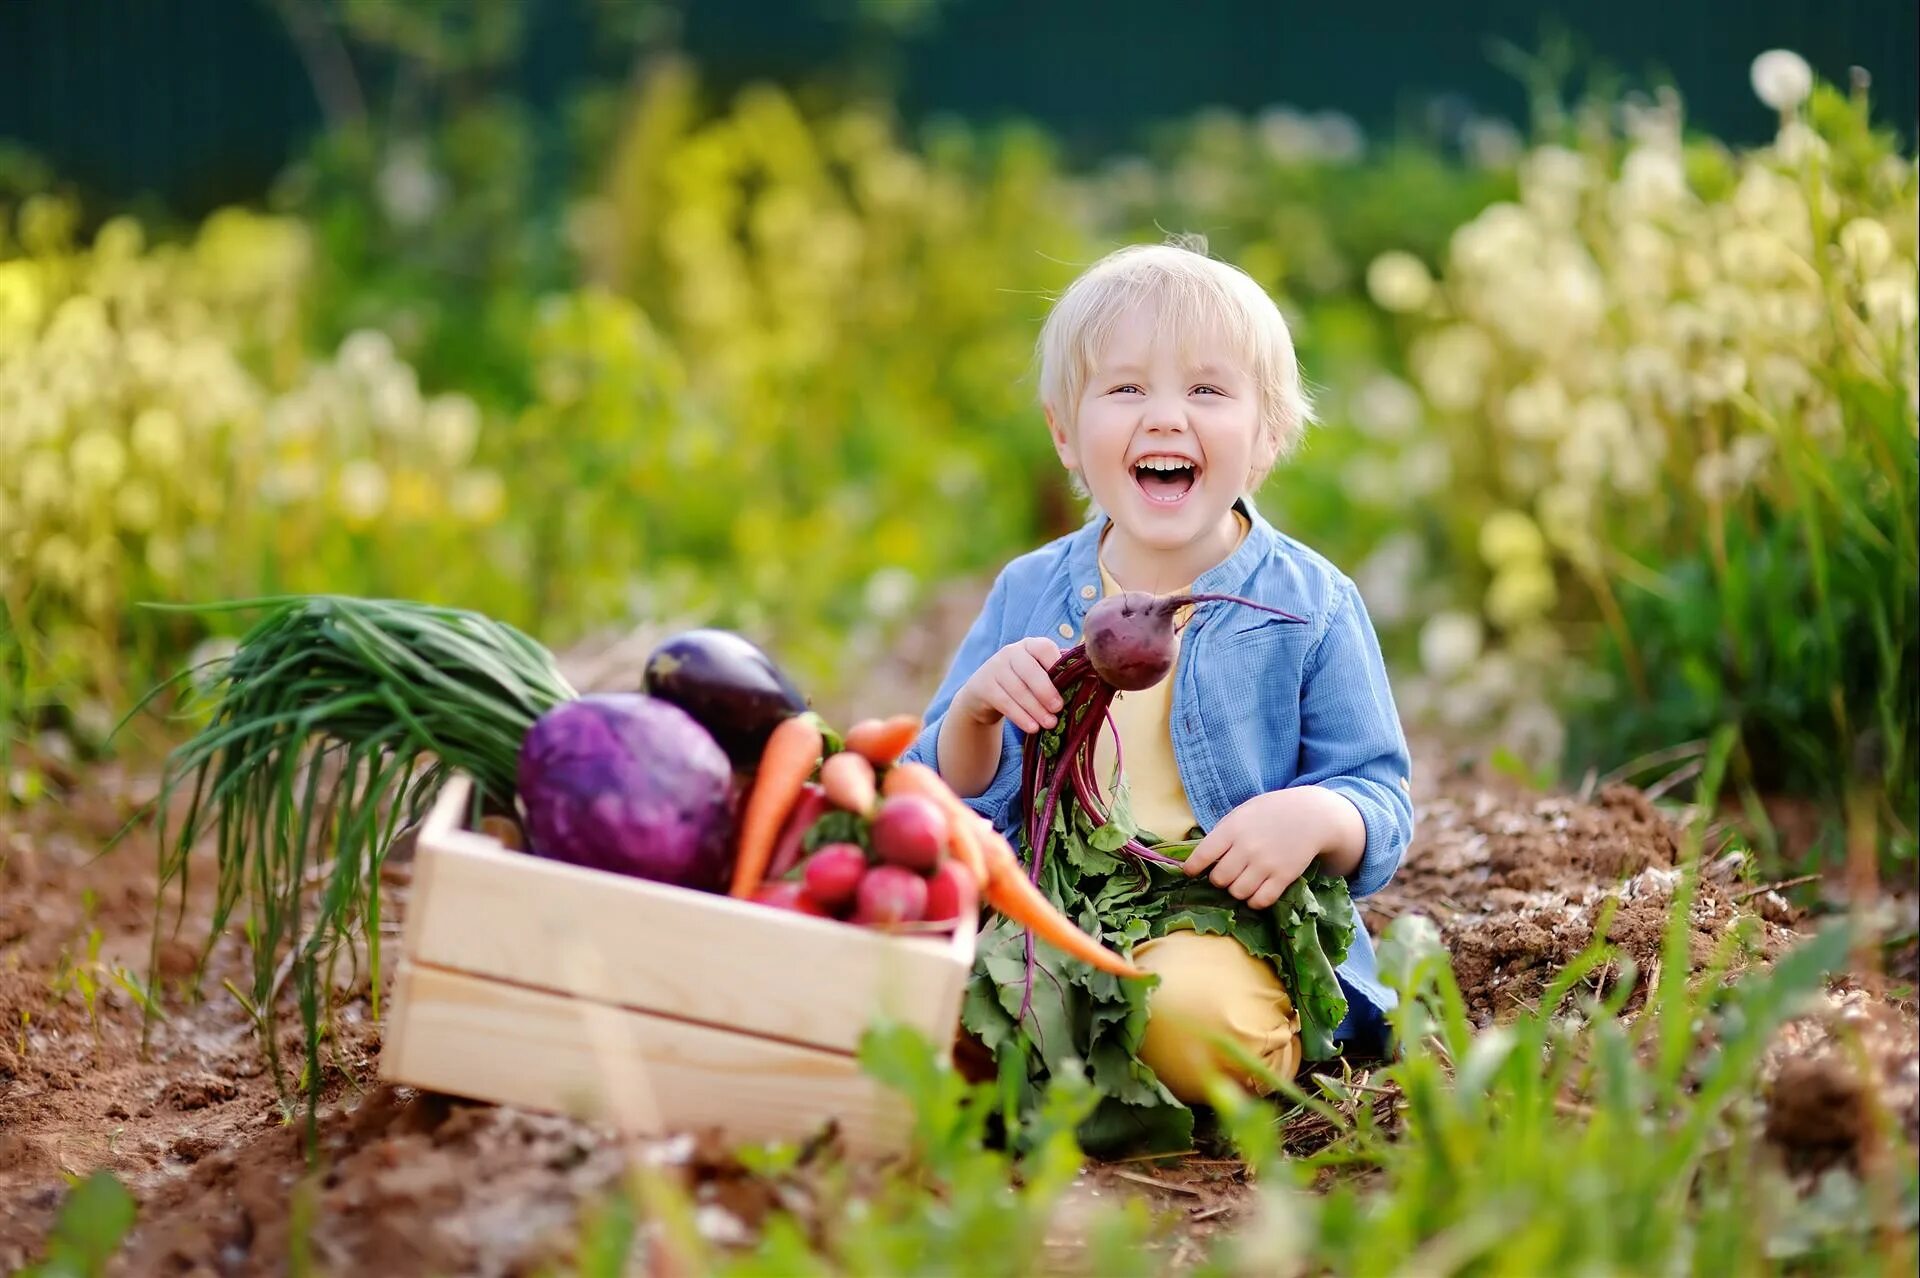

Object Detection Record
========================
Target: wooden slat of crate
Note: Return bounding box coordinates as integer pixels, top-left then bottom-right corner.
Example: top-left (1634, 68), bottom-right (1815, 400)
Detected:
top-left (381, 961), bottom-right (910, 1154)
top-left (404, 778), bottom-right (974, 1057)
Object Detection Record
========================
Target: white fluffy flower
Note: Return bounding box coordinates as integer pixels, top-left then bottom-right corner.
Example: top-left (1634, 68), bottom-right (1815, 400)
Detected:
top-left (1419, 609), bottom-right (1484, 678)
top-left (1750, 49), bottom-right (1814, 112)
top-left (1838, 218), bottom-right (1893, 275)
top-left (1366, 251), bottom-right (1435, 313)
top-left (1351, 374), bottom-right (1423, 438)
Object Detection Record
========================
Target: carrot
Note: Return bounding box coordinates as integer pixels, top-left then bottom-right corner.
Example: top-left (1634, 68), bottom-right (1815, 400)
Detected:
top-left (730, 713), bottom-right (825, 898)
top-left (974, 823), bottom-right (1144, 979)
top-left (843, 714), bottom-right (922, 767)
top-left (819, 750), bottom-right (878, 814)
top-left (882, 762), bottom-right (987, 888)
top-left (883, 763), bottom-right (1141, 979)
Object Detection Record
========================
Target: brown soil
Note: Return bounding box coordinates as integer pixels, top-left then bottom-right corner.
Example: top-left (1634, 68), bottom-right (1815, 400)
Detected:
top-left (1, 711), bottom-right (1912, 1274)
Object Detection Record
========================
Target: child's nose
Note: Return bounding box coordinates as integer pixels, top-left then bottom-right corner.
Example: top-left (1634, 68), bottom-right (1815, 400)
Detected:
top-left (1142, 393), bottom-right (1187, 430)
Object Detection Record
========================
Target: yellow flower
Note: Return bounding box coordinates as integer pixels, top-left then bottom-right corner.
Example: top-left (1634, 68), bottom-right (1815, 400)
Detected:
top-left (35, 533), bottom-right (82, 591)
top-left (1479, 509), bottom-right (1547, 568)
top-left (0, 260), bottom-right (45, 338)
top-left (1409, 325), bottom-right (1494, 414)
top-left (113, 480), bottom-right (161, 533)
top-left (450, 470), bottom-right (506, 525)
top-left (1503, 377), bottom-right (1568, 440)
top-left (1537, 484), bottom-right (1596, 559)
top-left (70, 428), bottom-right (128, 490)
top-left (335, 460), bottom-right (389, 526)
top-left (20, 451), bottom-right (65, 517)
top-left (94, 215), bottom-right (145, 261)
top-left (1366, 251), bottom-right (1434, 313)
top-left (1486, 562), bottom-right (1558, 628)
top-left (145, 535), bottom-right (182, 584)
top-left (388, 468), bottom-right (437, 521)
top-left (131, 407), bottom-right (185, 471)
top-left (422, 394), bottom-right (481, 466)
top-left (18, 193), bottom-right (78, 253)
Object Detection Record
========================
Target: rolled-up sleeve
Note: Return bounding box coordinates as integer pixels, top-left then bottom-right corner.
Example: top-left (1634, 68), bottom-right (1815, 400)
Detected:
top-left (900, 570), bottom-right (1027, 837)
top-left (1290, 579), bottom-right (1414, 898)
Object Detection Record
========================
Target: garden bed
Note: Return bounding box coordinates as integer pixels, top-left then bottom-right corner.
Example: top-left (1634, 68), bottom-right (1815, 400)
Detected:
top-left (2, 739), bottom-right (1910, 1275)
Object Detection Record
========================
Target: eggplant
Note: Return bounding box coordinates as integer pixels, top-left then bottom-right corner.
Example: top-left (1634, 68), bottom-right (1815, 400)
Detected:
top-left (640, 629), bottom-right (808, 767)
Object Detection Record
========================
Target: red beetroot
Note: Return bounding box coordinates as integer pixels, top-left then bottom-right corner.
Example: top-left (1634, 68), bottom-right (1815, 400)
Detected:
top-left (801, 842), bottom-right (868, 911)
top-left (853, 865), bottom-right (928, 926)
top-left (923, 859), bottom-right (977, 924)
top-left (751, 880), bottom-right (831, 917)
top-left (870, 795), bottom-right (948, 874)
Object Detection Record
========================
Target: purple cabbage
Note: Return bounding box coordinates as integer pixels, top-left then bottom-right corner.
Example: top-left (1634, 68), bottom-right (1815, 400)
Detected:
top-left (516, 693), bottom-right (735, 891)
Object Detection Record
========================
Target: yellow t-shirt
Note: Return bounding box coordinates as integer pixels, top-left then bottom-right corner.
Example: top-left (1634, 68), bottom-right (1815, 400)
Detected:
top-left (1090, 511), bottom-right (1250, 842)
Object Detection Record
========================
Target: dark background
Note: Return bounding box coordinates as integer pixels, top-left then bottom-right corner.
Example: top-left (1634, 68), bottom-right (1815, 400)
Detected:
top-left (2, 0), bottom-right (1915, 218)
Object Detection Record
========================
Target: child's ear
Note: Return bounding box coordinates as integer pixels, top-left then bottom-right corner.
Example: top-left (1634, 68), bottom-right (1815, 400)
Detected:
top-left (1250, 423), bottom-right (1282, 483)
top-left (1045, 404), bottom-right (1080, 470)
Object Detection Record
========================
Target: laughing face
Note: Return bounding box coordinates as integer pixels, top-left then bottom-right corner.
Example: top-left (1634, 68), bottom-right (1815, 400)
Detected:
top-left (1048, 303), bottom-right (1274, 591)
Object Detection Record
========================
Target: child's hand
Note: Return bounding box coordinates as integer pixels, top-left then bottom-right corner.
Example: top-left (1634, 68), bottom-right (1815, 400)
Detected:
top-left (953, 637), bottom-right (1064, 735)
top-left (1182, 787), bottom-right (1365, 910)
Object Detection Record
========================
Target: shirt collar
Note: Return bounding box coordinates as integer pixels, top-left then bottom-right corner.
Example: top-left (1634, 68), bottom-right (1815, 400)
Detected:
top-left (1062, 497), bottom-right (1272, 618)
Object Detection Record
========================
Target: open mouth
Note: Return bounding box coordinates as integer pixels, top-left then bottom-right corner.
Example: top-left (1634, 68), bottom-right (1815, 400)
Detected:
top-left (1132, 457), bottom-right (1198, 504)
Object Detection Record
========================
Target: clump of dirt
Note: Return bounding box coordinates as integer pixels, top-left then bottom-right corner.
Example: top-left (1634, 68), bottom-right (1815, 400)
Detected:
top-left (1366, 777), bottom-right (1793, 1022)
top-left (1762, 979), bottom-right (1920, 1175)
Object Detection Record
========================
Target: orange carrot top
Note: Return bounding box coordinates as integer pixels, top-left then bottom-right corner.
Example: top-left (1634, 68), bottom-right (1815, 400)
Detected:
top-left (729, 713), bottom-right (825, 898)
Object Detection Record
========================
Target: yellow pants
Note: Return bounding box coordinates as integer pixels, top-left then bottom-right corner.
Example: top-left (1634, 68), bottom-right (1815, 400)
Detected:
top-left (1134, 930), bottom-right (1303, 1103)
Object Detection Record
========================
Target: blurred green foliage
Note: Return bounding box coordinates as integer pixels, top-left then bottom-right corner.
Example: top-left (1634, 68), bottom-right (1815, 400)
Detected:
top-left (2, 31), bottom-right (1914, 870)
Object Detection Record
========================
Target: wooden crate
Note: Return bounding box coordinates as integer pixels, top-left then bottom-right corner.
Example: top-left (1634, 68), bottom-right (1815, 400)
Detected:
top-left (379, 774), bottom-right (977, 1154)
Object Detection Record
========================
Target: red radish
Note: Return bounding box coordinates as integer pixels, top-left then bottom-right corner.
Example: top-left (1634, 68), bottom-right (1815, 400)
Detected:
top-left (870, 794), bottom-right (948, 874)
top-left (765, 783), bottom-right (830, 881)
top-left (751, 880), bottom-right (830, 917)
top-left (801, 842), bottom-right (868, 910)
top-left (853, 865), bottom-right (928, 925)
top-left (819, 751), bottom-right (878, 814)
top-left (923, 859), bottom-right (976, 924)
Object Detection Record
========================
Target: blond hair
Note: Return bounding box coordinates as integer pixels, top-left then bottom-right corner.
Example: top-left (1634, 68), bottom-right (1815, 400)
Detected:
top-left (1037, 235), bottom-right (1314, 496)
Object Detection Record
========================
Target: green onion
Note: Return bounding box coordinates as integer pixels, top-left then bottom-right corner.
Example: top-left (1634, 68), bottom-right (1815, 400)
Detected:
top-left (127, 594), bottom-right (576, 1111)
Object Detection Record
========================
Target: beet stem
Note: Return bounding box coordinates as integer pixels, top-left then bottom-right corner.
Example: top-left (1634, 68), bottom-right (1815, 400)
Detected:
top-left (1032, 684), bottom-right (1108, 882)
top-left (1160, 592), bottom-right (1307, 623)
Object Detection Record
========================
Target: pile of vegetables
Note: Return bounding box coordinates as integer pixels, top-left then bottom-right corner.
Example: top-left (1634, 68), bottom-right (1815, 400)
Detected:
top-left (963, 590), bottom-right (1360, 1156)
top-left (140, 595), bottom-right (1139, 1108)
top-left (143, 587), bottom-right (1351, 1152)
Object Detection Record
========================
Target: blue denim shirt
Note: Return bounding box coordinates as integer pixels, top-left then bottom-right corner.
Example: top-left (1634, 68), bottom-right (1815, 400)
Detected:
top-left (903, 498), bottom-right (1414, 1047)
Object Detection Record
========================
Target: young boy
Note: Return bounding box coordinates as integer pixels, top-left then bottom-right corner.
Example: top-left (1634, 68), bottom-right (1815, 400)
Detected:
top-left (902, 238), bottom-right (1414, 1101)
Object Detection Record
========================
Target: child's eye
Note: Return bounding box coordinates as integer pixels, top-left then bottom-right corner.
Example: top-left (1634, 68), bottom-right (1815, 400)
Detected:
top-left (1192, 384), bottom-right (1225, 396)
top-left (1110, 384), bottom-right (1142, 395)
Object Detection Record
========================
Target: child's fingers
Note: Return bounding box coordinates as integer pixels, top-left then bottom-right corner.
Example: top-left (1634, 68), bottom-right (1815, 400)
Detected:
top-left (991, 672), bottom-right (1049, 734)
top-left (1247, 876), bottom-right (1287, 911)
top-left (1226, 864), bottom-right (1266, 902)
top-left (1206, 845), bottom-right (1252, 890)
top-left (1183, 830), bottom-right (1229, 877)
top-left (1021, 636), bottom-right (1063, 672)
top-left (1015, 660), bottom-right (1062, 720)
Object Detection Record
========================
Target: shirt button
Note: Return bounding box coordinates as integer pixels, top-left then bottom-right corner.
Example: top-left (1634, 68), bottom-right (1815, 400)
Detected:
top-left (1080, 584), bottom-right (1096, 599)
top-left (1057, 623), bottom-right (1074, 639)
